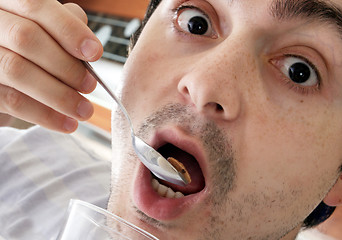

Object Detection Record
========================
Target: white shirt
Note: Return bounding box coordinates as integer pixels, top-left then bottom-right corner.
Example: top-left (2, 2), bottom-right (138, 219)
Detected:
top-left (296, 228), bottom-right (337, 240)
top-left (0, 126), bottom-right (111, 240)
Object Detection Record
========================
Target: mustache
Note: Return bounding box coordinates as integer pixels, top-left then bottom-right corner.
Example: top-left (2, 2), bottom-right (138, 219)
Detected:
top-left (136, 103), bottom-right (236, 204)
top-left (137, 103), bottom-right (199, 136)
top-left (136, 103), bottom-right (224, 139)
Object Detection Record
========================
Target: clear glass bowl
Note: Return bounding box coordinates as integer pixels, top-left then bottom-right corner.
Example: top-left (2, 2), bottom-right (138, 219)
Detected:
top-left (56, 199), bottom-right (159, 240)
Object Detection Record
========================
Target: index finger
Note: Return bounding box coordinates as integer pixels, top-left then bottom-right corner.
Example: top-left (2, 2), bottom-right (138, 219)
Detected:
top-left (0, 0), bottom-right (103, 61)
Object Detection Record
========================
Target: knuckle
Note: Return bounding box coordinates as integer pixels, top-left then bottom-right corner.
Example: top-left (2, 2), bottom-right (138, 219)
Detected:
top-left (58, 19), bottom-right (80, 41)
top-left (63, 61), bottom-right (83, 82)
top-left (39, 108), bottom-right (56, 126)
top-left (0, 51), bottom-right (26, 80)
top-left (8, 20), bottom-right (38, 50)
top-left (64, 3), bottom-right (88, 23)
top-left (16, 0), bottom-right (42, 16)
top-left (57, 89), bottom-right (78, 110)
top-left (4, 87), bottom-right (25, 113)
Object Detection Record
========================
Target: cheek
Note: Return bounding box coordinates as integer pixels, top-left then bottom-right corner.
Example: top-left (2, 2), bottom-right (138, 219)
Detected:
top-left (235, 100), bottom-right (342, 189)
top-left (229, 109), bottom-right (341, 229)
top-left (124, 37), bottom-right (173, 90)
top-left (121, 39), bottom-right (187, 117)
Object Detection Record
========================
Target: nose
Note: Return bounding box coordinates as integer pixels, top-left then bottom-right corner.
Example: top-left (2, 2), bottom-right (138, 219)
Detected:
top-left (177, 46), bottom-right (244, 122)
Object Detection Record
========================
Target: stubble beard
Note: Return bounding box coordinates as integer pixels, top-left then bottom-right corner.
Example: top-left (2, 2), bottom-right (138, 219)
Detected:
top-left (110, 103), bottom-right (238, 239)
top-left (109, 103), bottom-right (295, 239)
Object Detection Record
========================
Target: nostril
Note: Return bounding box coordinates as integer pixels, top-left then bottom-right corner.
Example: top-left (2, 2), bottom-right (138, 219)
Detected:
top-left (206, 102), bottom-right (224, 112)
top-left (216, 103), bottom-right (224, 112)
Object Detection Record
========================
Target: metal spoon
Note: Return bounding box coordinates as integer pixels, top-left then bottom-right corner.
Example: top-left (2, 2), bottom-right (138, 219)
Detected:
top-left (82, 61), bottom-right (189, 186)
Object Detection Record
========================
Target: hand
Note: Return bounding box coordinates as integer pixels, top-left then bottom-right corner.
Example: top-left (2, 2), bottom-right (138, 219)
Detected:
top-left (0, 0), bottom-right (103, 133)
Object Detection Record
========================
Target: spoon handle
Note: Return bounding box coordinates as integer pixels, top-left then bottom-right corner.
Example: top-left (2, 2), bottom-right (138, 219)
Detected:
top-left (82, 61), bottom-right (135, 134)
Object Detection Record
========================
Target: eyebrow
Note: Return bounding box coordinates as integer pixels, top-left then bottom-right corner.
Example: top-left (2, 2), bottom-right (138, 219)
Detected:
top-left (269, 0), bottom-right (342, 37)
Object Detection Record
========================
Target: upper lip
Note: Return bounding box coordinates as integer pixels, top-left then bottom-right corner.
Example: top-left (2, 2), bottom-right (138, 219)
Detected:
top-left (149, 126), bottom-right (208, 193)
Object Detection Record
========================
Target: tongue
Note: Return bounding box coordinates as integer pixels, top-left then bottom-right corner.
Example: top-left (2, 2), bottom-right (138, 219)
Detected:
top-left (158, 144), bottom-right (205, 195)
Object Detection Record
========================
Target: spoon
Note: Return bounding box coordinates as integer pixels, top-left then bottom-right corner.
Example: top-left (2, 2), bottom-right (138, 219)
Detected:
top-left (82, 61), bottom-right (189, 186)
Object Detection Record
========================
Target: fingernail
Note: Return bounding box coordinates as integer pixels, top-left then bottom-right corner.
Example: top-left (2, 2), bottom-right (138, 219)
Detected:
top-left (77, 100), bottom-right (94, 119)
top-left (81, 72), bottom-right (97, 92)
top-left (64, 117), bottom-right (78, 132)
top-left (80, 39), bottom-right (100, 59)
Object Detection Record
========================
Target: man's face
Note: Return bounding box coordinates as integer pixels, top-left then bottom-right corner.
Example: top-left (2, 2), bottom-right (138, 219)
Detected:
top-left (108, 0), bottom-right (342, 239)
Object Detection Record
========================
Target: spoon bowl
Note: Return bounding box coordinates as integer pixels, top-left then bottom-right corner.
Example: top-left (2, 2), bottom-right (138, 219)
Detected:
top-left (82, 61), bottom-right (188, 186)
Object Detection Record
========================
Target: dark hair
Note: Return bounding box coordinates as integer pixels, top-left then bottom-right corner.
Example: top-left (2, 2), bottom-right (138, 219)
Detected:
top-left (302, 166), bottom-right (342, 228)
top-left (302, 201), bottom-right (335, 228)
top-left (129, 0), bottom-right (162, 52)
top-left (128, 0), bottom-right (337, 229)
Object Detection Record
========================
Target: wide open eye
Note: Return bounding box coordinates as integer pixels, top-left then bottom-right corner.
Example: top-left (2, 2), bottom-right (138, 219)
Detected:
top-left (176, 7), bottom-right (213, 36)
top-left (280, 56), bottom-right (319, 87)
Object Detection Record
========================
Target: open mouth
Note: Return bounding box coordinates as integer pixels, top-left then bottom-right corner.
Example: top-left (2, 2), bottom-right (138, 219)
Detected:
top-left (133, 128), bottom-right (208, 221)
top-left (151, 143), bottom-right (205, 197)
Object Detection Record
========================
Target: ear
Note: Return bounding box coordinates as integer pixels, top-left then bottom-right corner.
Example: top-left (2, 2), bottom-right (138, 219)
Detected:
top-left (324, 174), bottom-right (342, 206)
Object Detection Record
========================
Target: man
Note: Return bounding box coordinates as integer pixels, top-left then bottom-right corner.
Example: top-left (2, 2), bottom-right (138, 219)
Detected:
top-left (0, 0), bottom-right (342, 239)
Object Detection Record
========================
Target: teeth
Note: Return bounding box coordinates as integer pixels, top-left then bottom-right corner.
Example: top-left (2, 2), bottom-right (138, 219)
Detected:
top-left (158, 184), bottom-right (168, 196)
top-left (152, 179), bottom-right (184, 198)
top-left (152, 178), bottom-right (159, 190)
top-left (175, 192), bottom-right (184, 198)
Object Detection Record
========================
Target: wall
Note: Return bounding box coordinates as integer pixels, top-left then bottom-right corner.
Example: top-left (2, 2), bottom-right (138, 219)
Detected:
top-left (60, 0), bottom-right (149, 19)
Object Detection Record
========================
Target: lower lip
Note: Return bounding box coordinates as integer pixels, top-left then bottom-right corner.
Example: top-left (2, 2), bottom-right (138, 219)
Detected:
top-left (133, 163), bottom-right (206, 221)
